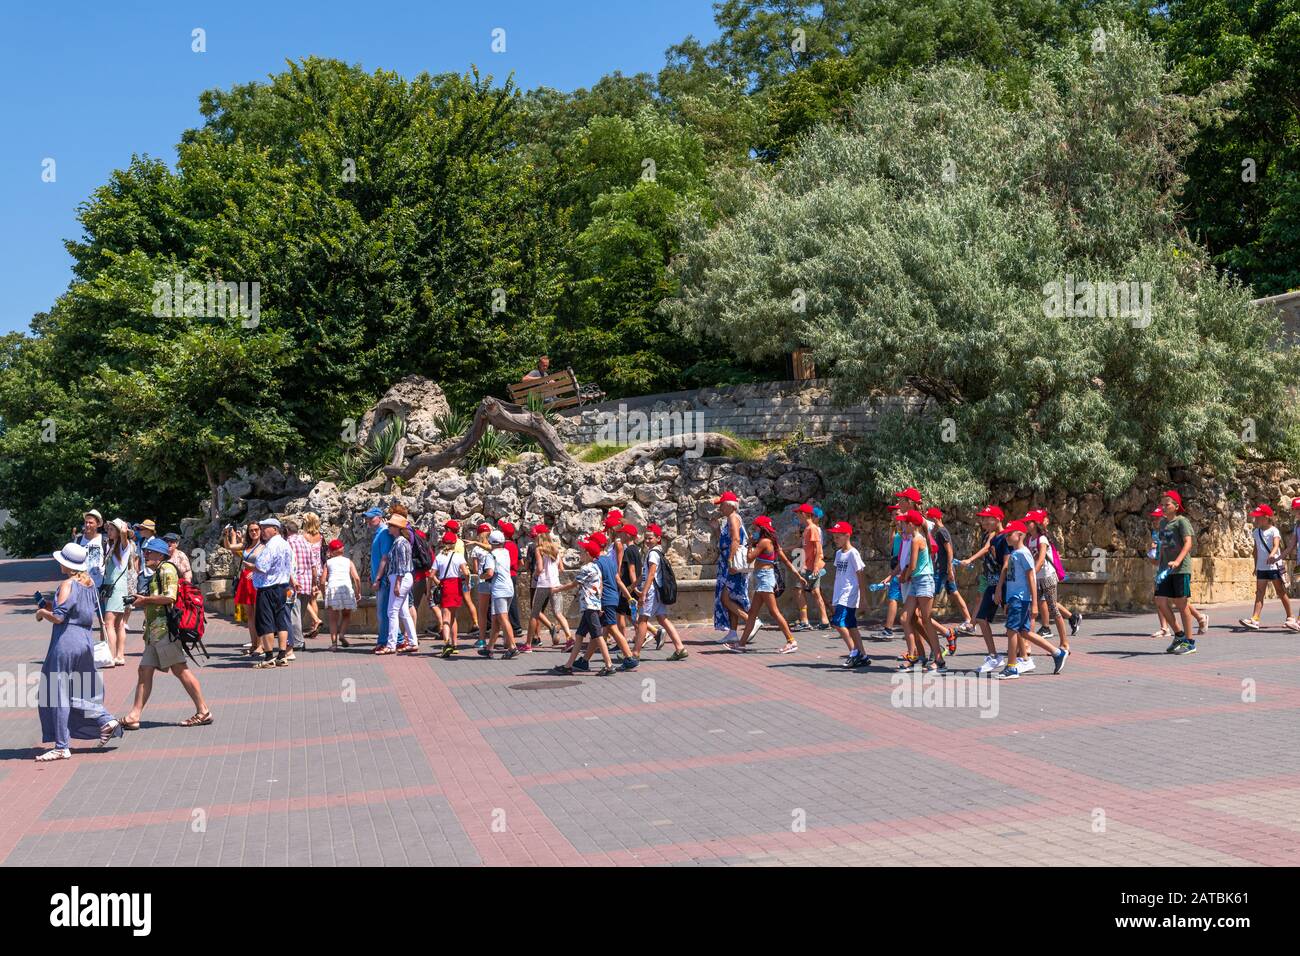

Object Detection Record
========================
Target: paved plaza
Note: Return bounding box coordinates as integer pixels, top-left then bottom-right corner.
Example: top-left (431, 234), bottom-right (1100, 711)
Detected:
top-left (1, 557), bottom-right (1297, 867)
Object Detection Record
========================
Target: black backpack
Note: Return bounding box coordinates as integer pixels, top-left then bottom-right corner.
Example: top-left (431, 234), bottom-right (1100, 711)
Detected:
top-left (652, 547), bottom-right (678, 605)
top-left (411, 532), bottom-right (433, 573)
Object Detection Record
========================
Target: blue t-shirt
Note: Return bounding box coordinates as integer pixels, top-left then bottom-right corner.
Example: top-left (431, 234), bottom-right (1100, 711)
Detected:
top-left (1005, 546), bottom-right (1035, 602)
top-left (595, 550), bottom-right (619, 607)
top-left (982, 531), bottom-right (1010, 583)
top-left (370, 526), bottom-right (393, 579)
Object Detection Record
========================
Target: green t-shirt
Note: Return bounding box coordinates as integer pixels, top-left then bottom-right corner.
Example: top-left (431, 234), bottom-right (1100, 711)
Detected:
top-left (143, 561), bottom-right (178, 643)
top-left (1158, 515), bottom-right (1195, 575)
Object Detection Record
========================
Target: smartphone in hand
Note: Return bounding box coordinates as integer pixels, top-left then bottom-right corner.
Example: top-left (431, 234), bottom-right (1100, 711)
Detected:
top-left (33, 590), bottom-right (48, 609)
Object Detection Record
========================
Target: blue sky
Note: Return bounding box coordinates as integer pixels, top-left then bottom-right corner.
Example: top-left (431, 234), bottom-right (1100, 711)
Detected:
top-left (0, 1), bottom-right (721, 335)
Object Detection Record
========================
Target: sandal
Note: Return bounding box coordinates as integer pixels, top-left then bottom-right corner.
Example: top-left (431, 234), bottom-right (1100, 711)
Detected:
top-left (121, 719), bottom-right (141, 731)
top-left (305, 623), bottom-right (320, 640)
top-left (340, 636), bottom-right (351, 648)
top-left (99, 719), bottom-right (121, 746)
top-left (179, 712), bottom-right (213, 727)
top-left (35, 748), bottom-right (71, 762)
top-left (374, 647), bottom-right (395, 655)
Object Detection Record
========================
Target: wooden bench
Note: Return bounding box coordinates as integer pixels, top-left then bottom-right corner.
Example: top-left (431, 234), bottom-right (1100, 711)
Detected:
top-left (507, 367), bottom-right (602, 410)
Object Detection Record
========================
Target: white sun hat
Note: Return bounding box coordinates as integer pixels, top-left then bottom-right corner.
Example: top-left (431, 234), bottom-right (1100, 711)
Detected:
top-left (53, 542), bottom-right (89, 572)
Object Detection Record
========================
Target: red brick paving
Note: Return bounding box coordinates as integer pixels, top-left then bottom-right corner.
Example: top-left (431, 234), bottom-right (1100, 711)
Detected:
top-left (2, 557), bottom-right (1298, 866)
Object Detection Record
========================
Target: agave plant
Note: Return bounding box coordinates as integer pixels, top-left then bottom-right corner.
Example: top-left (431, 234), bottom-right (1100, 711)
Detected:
top-left (363, 416), bottom-right (406, 477)
top-left (466, 426), bottom-right (518, 471)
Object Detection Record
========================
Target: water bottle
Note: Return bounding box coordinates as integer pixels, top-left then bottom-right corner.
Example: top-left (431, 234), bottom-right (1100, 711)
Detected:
top-left (630, 598), bottom-right (638, 618)
top-left (869, 582), bottom-right (887, 592)
top-left (1155, 566), bottom-right (1170, 585)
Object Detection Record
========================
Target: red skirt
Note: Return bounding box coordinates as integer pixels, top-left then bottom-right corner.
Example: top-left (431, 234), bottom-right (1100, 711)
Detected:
top-left (439, 576), bottom-right (464, 608)
top-left (234, 567), bottom-right (257, 606)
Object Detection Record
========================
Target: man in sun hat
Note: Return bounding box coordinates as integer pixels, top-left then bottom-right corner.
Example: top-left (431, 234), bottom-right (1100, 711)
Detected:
top-left (70, 509), bottom-right (106, 590)
top-left (364, 506), bottom-right (393, 649)
top-left (122, 537), bottom-right (212, 729)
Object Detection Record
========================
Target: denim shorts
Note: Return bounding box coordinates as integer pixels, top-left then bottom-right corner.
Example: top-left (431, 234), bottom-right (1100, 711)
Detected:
top-left (830, 604), bottom-right (858, 629)
top-left (754, 565), bottom-right (777, 593)
top-left (934, 570), bottom-right (959, 593)
top-left (1005, 597), bottom-right (1032, 633)
top-left (908, 573), bottom-right (935, 599)
top-left (601, 604), bottom-right (618, 627)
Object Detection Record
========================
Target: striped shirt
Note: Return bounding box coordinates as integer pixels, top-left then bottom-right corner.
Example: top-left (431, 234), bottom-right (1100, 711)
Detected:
top-left (389, 535), bottom-right (413, 578)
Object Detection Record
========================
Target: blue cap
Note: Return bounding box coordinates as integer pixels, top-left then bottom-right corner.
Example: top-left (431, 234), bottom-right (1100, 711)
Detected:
top-left (363, 507), bottom-right (384, 518)
top-left (144, 538), bottom-right (171, 557)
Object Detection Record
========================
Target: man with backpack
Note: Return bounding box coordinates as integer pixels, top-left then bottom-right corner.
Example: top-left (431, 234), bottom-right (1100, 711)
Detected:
top-left (632, 524), bottom-right (688, 661)
top-left (121, 538), bottom-right (212, 729)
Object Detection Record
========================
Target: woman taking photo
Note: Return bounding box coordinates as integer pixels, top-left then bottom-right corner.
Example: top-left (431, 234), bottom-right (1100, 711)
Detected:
top-left (225, 521), bottom-right (262, 654)
top-left (101, 518), bottom-right (134, 666)
top-left (34, 543), bottom-right (123, 760)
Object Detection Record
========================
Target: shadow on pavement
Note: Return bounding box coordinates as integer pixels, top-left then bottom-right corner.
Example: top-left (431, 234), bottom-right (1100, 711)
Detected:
top-left (0, 559), bottom-right (59, 584)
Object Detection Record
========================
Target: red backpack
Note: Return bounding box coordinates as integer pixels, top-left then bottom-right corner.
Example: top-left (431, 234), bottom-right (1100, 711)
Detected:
top-left (161, 561), bottom-right (209, 663)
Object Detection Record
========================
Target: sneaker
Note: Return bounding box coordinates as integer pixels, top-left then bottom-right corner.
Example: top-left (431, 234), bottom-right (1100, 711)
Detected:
top-left (957, 621), bottom-right (976, 635)
top-left (552, 664), bottom-right (574, 675)
top-left (724, 641), bottom-right (745, 653)
top-left (792, 621), bottom-right (812, 633)
top-left (597, 666), bottom-right (616, 676)
top-left (518, 643), bottom-right (533, 654)
top-left (877, 627), bottom-right (895, 639)
top-left (1171, 639), bottom-right (1198, 655)
top-left (531, 636), bottom-right (542, 647)
top-left (994, 665), bottom-right (1020, 680)
top-left (501, 648), bottom-right (518, 660)
top-left (978, 654), bottom-right (1003, 675)
top-left (814, 622), bottom-right (830, 631)
top-left (654, 627), bottom-right (665, 650)
top-left (720, 630), bottom-right (738, 644)
top-left (1239, 617), bottom-right (1261, 630)
top-left (668, 649), bottom-right (689, 661)
top-left (1052, 648), bottom-right (1070, 674)
top-left (1017, 657), bottom-right (1036, 673)
top-left (572, 657), bottom-right (590, 672)
top-left (851, 652), bottom-right (871, 668)
top-left (1069, 611), bottom-right (1082, 636)
top-left (475, 639), bottom-right (486, 649)
top-left (1164, 635), bottom-right (1185, 654)
top-left (477, 647), bottom-right (493, 659)
top-left (1037, 625), bottom-right (1053, 637)
top-left (619, 657), bottom-right (639, 671)
top-left (751, 617), bottom-right (765, 631)
top-left (562, 639), bottom-right (575, 653)
top-left (778, 641), bottom-right (798, 654)
top-left (844, 651), bottom-right (864, 669)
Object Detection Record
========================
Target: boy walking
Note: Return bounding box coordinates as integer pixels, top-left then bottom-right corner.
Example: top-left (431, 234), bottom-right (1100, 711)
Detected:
top-left (828, 522), bottom-right (870, 669)
top-left (554, 538), bottom-right (616, 676)
top-left (994, 520), bottom-right (1069, 680)
top-left (1240, 504), bottom-right (1298, 631)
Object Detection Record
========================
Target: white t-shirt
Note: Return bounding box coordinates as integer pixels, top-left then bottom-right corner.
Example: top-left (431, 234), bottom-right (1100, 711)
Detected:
top-left (1029, 533), bottom-right (1058, 582)
top-left (434, 551), bottom-right (466, 581)
top-left (534, 553), bottom-right (560, 589)
top-left (78, 532), bottom-right (105, 586)
top-left (325, 555), bottom-right (355, 594)
top-left (1254, 526), bottom-right (1282, 571)
top-left (832, 546), bottom-right (865, 607)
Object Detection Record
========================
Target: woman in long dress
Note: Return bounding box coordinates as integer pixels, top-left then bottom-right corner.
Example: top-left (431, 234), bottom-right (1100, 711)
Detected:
top-left (712, 491), bottom-right (753, 642)
top-left (34, 543), bottom-right (123, 761)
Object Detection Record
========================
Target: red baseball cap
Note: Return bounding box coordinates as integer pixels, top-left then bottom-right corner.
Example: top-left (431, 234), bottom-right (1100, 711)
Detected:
top-left (530, 523), bottom-right (549, 536)
top-left (895, 509), bottom-right (924, 526)
top-left (1024, 509), bottom-right (1047, 523)
top-left (924, 507), bottom-right (943, 520)
top-left (1149, 507), bottom-right (1164, 517)
top-left (497, 520), bottom-right (515, 537)
top-left (712, 490), bottom-right (739, 505)
top-left (1251, 504), bottom-right (1275, 517)
top-left (604, 513), bottom-right (624, 528)
top-left (886, 503), bottom-right (900, 512)
top-left (1292, 500), bottom-right (1300, 511)
top-left (589, 531), bottom-right (608, 547)
top-left (894, 487), bottom-right (921, 503)
top-left (579, 539), bottom-right (602, 559)
top-left (1003, 520), bottom-right (1029, 535)
top-left (1162, 490), bottom-right (1182, 509)
top-left (828, 521), bottom-right (853, 535)
top-left (607, 508), bottom-right (623, 520)
top-left (795, 503), bottom-right (815, 515)
top-left (645, 523), bottom-right (663, 536)
top-left (620, 523), bottom-right (639, 536)
top-left (328, 538), bottom-right (343, 551)
top-left (444, 519), bottom-right (460, 531)
top-left (441, 531), bottom-right (457, 544)
top-left (476, 522), bottom-right (492, 533)
top-left (754, 515), bottom-right (774, 531)
top-left (977, 505), bottom-right (1005, 521)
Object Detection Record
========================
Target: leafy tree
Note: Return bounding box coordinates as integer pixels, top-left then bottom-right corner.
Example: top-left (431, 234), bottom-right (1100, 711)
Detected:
top-left (663, 26), bottom-right (1300, 510)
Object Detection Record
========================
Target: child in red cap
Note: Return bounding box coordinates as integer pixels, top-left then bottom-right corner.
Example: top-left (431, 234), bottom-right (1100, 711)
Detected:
top-left (733, 516), bottom-right (801, 653)
top-left (632, 524), bottom-right (689, 661)
top-left (792, 504), bottom-right (830, 632)
top-left (828, 522), bottom-right (870, 668)
top-left (553, 539), bottom-right (616, 676)
top-left (956, 505), bottom-right (1009, 674)
top-left (1155, 490), bottom-right (1198, 653)
top-left (1241, 504), bottom-right (1298, 631)
top-left (323, 539), bottom-right (360, 650)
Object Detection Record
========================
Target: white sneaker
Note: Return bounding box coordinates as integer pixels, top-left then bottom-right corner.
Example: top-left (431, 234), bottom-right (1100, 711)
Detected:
top-left (1239, 617), bottom-right (1261, 630)
top-left (720, 629), bottom-right (738, 644)
top-left (978, 654), bottom-right (1003, 674)
top-left (751, 617), bottom-right (765, 631)
top-left (1018, 657), bottom-right (1036, 673)
top-left (1285, 618), bottom-right (1300, 633)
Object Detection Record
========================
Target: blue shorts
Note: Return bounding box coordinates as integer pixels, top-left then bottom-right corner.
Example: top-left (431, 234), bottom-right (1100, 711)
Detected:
top-left (600, 604), bottom-right (618, 628)
top-left (934, 570), bottom-right (959, 594)
top-left (887, 577), bottom-right (902, 602)
top-left (1005, 597), bottom-right (1032, 633)
top-left (975, 585), bottom-right (1002, 623)
top-left (908, 573), bottom-right (935, 599)
top-left (754, 565), bottom-right (777, 593)
top-left (830, 604), bottom-right (858, 629)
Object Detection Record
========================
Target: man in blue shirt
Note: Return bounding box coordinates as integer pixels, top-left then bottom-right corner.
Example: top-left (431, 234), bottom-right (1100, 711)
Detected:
top-left (366, 507), bottom-right (393, 649)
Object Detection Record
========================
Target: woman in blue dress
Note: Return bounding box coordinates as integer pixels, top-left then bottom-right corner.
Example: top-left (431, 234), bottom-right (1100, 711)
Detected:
top-left (34, 543), bottom-right (122, 761)
top-left (713, 490), bottom-right (753, 642)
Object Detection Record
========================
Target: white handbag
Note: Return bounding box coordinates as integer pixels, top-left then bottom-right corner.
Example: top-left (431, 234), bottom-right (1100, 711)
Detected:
top-left (729, 545), bottom-right (750, 574)
top-left (93, 640), bottom-right (114, 669)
